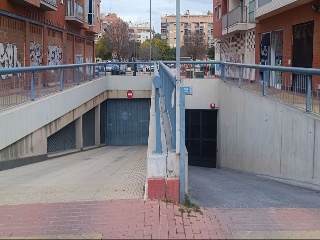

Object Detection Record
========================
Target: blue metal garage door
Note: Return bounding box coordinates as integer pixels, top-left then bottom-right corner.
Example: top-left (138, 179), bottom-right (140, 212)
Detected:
top-left (106, 99), bottom-right (150, 145)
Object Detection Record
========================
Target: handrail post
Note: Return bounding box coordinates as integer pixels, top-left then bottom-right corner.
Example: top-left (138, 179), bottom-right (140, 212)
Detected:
top-left (180, 86), bottom-right (186, 204)
top-left (59, 68), bottom-right (63, 91)
top-left (306, 74), bottom-right (311, 113)
top-left (76, 67), bottom-right (80, 85)
top-left (221, 63), bottom-right (225, 82)
top-left (31, 71), bottom-right (35, 101)
top-left (155, 87), bottom-right (162, 153)
top-left (239, 66), bottom-right (243, 88)
top-left (263, 70), bottom-right (267, 96)
top-left (154, 71), bottom-right (162, 154)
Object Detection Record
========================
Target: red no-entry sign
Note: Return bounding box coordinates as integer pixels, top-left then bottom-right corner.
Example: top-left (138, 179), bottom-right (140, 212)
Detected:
top-left (127, 90), bottom-right (133, 99)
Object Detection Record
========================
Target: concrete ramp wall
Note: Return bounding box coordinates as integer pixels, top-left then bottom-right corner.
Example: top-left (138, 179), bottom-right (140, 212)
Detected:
top-left (218, 81), bottom-right (320, 189)
top-left (0, 75), bottom-right (152, 169)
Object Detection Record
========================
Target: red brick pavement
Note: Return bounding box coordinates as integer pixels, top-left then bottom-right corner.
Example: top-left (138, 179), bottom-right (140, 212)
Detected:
top-left (0, 199), bottom-right (224, 239)
top-left (1, 200), bottom-right (320, 239)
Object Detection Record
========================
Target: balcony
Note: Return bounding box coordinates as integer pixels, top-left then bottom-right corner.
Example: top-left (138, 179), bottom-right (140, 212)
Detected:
top-left (221, 6), bottom-right (255, 36)
top-left (40, 0), bottom-right (57, 11)
top-left (9, 0), bottom-right (40, 7)
top-left (65, 0), bottom-right (84, 24)
top-left (256, 0), bottom-right (313, 20)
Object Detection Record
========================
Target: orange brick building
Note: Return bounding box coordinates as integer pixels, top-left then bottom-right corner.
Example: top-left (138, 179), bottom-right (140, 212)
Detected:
top-left (255, 0), bottom-right (320, 92)
top-left (0, 0), bottom-right (100, 71)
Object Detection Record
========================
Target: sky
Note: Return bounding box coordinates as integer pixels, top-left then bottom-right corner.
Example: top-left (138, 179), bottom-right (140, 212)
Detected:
top-left (100, 0), bottom-right (213, 33)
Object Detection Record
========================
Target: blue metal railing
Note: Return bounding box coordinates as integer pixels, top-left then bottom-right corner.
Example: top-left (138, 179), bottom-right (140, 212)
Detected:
top-left (0, 61), bottom-right (154, 110)
top-left (161, 60), bottom-right (320, 115)
top-left (153, 63), bottom-right (162, 154)
top-left (158, 62), bottom-right (176, 150)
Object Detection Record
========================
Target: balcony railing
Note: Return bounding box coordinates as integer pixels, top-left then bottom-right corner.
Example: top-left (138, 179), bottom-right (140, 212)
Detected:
top-left (41, 0), bottom-right (56, 6)
top-left (222, 6), bottom-right (247, 30)
top-left (258, 0), bottom-right (272, 8)
top-left (66, 0), bottom-right (84, 22)
top-left (40, 0), bottom-right (57, 10)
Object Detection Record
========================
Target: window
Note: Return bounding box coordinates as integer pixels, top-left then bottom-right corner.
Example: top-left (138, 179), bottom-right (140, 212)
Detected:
top-left (87, 0), bottom-right (94, 25)
top-left (215, 5), bottom-right (221, 20)
top-left (249, 0), bottom-right (256, 23)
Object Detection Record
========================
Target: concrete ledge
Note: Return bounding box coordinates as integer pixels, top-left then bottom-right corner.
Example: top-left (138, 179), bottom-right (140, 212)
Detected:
top-left (0, 154), bottom-right (47, 171)
top-left (258, 174), bottom-right (320, 192)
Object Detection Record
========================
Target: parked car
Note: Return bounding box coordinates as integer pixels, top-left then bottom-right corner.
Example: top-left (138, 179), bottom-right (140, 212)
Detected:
top-left (137, 64), bottom-right (144, 72)
top-left (111, 64), bottom-right (126, 75)
top-left (119, 64), bottom-right (126, 75)
top-left (105, 64), bottom-right (112, 72)
top-left (95, 65), bottom-right (104, 75)
top-left (146, 65), bottom-right (154, 72)
top-left (111, 65), bottom-right (120, 75)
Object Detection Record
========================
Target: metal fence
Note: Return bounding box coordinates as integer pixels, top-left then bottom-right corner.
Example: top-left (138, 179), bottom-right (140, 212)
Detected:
top-left (0, 61), bottom-right (154, 110)
top-left (162, 60), bottom-right (320, 116)
top-left (220, 62), bottom-right (320, 115)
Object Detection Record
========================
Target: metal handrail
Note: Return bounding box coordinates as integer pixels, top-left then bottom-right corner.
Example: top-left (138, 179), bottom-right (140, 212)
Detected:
top-left (0, 61), bottom-right (155, 110)
top-left (158, 62), bottom-right (176, 150)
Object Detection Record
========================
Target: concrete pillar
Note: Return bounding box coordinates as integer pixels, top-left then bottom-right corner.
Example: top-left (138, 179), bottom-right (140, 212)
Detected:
top-left (95, 104), bottom-right (100, 146)
top-left (75, 116), bottom-right (83, 149)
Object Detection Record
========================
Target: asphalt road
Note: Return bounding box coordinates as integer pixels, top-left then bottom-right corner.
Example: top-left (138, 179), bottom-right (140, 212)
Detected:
top-left (188, 166), bottom-right (320, 208)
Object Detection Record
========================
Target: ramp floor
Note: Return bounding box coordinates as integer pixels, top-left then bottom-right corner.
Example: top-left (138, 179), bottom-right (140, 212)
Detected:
top-left (0, 146), bottom-right (147, 205)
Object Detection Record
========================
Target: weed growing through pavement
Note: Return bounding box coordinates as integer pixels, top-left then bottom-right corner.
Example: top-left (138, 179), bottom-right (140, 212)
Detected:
top-left (161, 195), bottom-right (202, 217)
top-left (182, 195), bottom-right (202, 216)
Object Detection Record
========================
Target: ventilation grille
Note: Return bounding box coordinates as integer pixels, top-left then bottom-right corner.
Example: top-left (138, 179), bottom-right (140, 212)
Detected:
top-left (47, 121), bottom-right (76, 153)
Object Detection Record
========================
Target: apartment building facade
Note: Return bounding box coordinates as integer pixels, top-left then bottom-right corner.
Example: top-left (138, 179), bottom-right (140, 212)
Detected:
top-left (0, 0), bottom-right (100, 70)
top-left (161, 11), bottom-right (214, 50)
top-left (100, 12), bottom-right (119, 37)
top-left (213, 0), bottom-right (256, 78)
top-left (256, 0), bottom-right (320, 91)
top-left (128, 22), bottom-right (152, 43)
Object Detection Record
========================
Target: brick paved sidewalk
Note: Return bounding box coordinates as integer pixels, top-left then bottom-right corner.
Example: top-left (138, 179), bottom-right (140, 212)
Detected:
top-left (0, 199), bottom-right (225, 239)
top-left (1, 199), bottom-right (320, 239)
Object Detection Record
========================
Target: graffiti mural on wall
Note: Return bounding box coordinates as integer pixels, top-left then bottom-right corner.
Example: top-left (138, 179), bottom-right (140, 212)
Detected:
top-left (0, 42), bottom-right (22, 79)
top-left (86, 57), bottom-right (92, 75)
top-left (47, 45), bottom-right (62, 65)
top-left (30, 41), bottom-right (43, 66)
top-left (75, 54), bottom-right (83, 64)
top-left (76, 54), bottom-right (83, 72)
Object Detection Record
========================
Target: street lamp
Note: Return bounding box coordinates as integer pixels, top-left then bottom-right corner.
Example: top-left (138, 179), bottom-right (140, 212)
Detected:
top-left (149, 0), bottom-right (152, 75)
top-left (176, 0), bottom-right (181, 154)
top-left (149, 0), bottom-right (152, 62)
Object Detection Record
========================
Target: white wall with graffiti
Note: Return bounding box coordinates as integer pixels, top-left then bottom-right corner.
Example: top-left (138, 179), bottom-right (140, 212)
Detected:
top-left (0, 42), bottom-right (22, 79)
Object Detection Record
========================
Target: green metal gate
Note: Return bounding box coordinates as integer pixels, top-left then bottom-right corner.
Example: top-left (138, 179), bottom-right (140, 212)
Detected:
top-left (106, 99), bottom-right (150, 145)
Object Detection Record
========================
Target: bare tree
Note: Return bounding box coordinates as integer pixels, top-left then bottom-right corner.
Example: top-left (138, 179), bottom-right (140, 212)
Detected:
top-left (105, 19), bottom-right (130, 61)
top-left (182, 30), bottom-right (207, 60)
